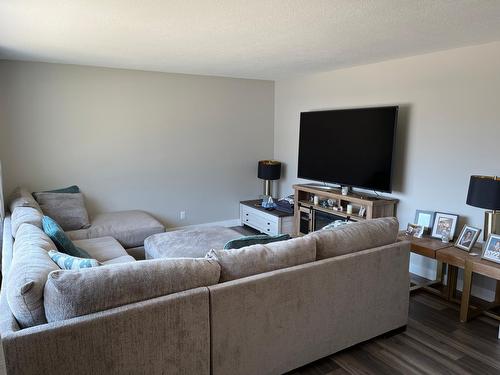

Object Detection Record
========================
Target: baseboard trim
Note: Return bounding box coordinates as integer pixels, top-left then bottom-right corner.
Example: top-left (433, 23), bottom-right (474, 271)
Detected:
top-left (166, 219), bottom-right (241, 232)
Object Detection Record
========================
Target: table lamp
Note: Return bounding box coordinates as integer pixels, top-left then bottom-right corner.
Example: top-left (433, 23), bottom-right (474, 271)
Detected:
top-left (257, 160), bottom-right (281, 198)
top-left (466, 175), bottom-right (500, 241)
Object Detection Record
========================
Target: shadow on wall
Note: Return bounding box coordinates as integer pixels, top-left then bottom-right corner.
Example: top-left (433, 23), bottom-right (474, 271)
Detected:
top-left (391, 104), bottom-right (412, 194)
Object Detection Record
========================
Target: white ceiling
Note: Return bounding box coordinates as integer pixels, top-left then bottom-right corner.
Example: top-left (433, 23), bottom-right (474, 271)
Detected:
top-left (1, 0), bottom-right (500, 80)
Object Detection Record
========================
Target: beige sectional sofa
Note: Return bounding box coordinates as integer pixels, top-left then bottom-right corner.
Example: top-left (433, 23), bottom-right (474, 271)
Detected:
top-left (0, 200), bottom-right (410, 375)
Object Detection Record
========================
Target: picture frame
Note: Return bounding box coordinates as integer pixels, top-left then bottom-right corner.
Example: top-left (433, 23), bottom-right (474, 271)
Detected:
top-left (481, 233), bottom-right (500, 264)
top-left (405, 223), bottom-right (424, 238)
top-left (414, 210), bottom-right (435, 234)
top-left (454, 225), bottom-right (481, 252)
top-left (431, 212), bottom-right (459, 240)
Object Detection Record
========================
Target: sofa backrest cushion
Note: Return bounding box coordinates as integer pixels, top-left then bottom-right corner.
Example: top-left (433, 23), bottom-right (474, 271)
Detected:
top-left (33, 192), bottom-right (90, 231)
top-left (6, 224), bottom-right (59, 328)
top-left (207, 236), bottom-right (316, 282)
top-left (44, 258), bottom-right (221, 322)
top-left (10, 206), bottom-right (43, 238)
top-left (8, 187), bottom-right (42, 213)
top-left (308, 217), bottom-right (399, 260)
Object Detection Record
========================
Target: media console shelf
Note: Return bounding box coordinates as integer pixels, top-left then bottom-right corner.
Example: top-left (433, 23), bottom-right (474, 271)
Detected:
top-left (293, 184), bottom-right (398, 235)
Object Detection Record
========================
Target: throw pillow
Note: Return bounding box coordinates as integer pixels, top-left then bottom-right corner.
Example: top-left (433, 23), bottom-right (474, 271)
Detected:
top-left (49, 250), bottom-right (100, 270)
top-left (33, 192), bottom-right (90, 231)
top-left (223, 234), bottom-right (291, 250)
top-left (41, 185), bottom-right (80, 194)
top-left (42, 216), bottom-right (91, 258)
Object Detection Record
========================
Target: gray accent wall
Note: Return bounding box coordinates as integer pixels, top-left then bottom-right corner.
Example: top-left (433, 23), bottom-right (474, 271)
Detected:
top-left (0, 61), bottom-right (274, 227)
top-left (274, 41), bottom-right (500, 299)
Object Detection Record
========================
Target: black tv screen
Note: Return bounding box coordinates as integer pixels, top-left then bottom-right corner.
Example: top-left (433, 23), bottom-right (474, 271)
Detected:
top-left (297, 106), bottom-right (398, 193)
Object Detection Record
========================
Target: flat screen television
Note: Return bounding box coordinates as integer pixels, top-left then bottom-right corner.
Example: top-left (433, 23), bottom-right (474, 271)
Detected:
top-left (297, 106), bottom-right (398, 193)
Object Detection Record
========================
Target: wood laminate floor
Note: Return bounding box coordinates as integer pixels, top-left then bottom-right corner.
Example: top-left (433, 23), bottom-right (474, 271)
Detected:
top-left (286, 291), bottom-right (500, 375)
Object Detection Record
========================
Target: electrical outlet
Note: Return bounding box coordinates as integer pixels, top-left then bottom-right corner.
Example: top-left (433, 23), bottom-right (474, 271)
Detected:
top-left (180, 211), bottom-right (186, 220)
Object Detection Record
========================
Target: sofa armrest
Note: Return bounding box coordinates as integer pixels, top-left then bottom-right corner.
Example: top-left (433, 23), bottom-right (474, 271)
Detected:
top-left (1, 287), bottom-right (211, 375)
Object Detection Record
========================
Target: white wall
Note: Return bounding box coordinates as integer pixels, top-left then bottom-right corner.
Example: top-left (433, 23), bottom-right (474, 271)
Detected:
top-left (274, 42), bottom-right (500, 299)
top-left (0, 61), bottom-right (274, 227)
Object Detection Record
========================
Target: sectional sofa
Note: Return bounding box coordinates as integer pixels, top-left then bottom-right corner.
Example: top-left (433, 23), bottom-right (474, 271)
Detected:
top-left (0, 190), bottom-right (410, 375)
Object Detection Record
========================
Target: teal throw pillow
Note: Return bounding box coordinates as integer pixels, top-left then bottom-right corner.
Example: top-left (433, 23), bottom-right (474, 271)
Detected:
top-left (49, 250), bottom-right (100, 270)
top-left (42, 216), bottom-right (90, 258)
top-left (42, 185), bottom-right (80, 194)
top-left (224, 234), bottom-right (291, 250)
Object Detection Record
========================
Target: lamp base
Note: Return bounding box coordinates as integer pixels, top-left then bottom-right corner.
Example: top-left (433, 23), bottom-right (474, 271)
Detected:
top-left (484, 210), bottom-right (500, 241)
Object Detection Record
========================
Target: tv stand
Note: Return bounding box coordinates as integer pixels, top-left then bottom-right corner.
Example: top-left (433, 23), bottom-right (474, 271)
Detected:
top-left (293, 184), bottom-right (398, 236)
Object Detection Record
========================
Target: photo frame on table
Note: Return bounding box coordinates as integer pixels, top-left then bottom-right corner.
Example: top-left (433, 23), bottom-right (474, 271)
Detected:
top-left (454, 225), bottom-right (481, 252)
top-left (481, 234), bottom-right (500, 264)
top-left (414, 210), bottom-right (435, 234)
top-left (406, 223), bottom-right (424, 238)
top-left (431, 212), bottom-right (459, 240)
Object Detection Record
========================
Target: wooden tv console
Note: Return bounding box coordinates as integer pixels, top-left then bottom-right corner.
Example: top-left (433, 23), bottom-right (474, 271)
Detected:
top-left (293, 184), bottom-right (398, 236)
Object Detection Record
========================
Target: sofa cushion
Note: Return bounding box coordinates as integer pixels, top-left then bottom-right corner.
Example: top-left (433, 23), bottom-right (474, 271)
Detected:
top-left (89, 210), bottom-right (165, 248)
top-left (207, 236), bottom-right (316, 282)
top-left (73, 236), bottom-right (132, 263)
top-left (42, 216), bottom-right (91, 259)
top-left (49, 250), bottom-right (100, 270)
top-left (33, 192), bottom-right (90, 231)
top-left (6, 224), bottom-right (59, 328)
top-left (10, 206), bottom-right (43, 238)
top-left (8, 187), bottom-right (42, 213)
top-left (308, 217), bottom-right (399, 260)
top-left (223, 234), bottom-right (291, 250)
top-left (65, 228), bottom-right (90, 241)
top-left (44, 258), bottom-right (221, 322)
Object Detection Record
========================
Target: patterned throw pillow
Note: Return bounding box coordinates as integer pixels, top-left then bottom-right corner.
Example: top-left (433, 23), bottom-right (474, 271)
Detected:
top-left (223, 234), bottom-right (291, 250)
top-left (49, 250), bottom-right (100, 270)
top-left (42, 216), bottom-right (91, 258)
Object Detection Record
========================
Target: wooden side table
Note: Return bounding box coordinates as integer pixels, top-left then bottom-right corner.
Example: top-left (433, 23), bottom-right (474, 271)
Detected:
top-left (398, 232), bottom-right (453, 294)
top-left (459, 254), bottom-right (500, 337)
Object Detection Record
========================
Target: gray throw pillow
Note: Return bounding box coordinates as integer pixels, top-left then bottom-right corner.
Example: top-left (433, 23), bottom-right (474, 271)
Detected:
top-left (33, 192), bottom-right (90, 231)
top-left (206, 235), bottom-right (316, 282)
top-left (44, 258), bottom-right (221, 322)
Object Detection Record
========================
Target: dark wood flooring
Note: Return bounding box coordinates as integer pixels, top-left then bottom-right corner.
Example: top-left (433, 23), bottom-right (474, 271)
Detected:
top-left (233, 225), bottom-right (500, 374)
top-left (285, 291), bottom-right (500, 375)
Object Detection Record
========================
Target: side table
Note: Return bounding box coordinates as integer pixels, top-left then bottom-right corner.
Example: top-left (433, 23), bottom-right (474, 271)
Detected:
top-left (398, 232), bottom-right (454, 294)
top-left (459, 253), bottom-right (500, 337)
top-left (240, 200), bottom-right (294, 236)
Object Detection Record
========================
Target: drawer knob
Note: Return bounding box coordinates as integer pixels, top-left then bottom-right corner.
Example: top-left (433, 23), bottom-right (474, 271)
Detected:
top-left (245, 219), bottom-right (249, 222)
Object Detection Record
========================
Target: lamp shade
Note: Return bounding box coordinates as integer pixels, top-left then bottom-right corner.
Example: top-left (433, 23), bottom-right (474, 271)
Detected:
top-left (258, 160), bottom-right (281, 180)
top-left (466, 175), bottom-right (500, 210)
